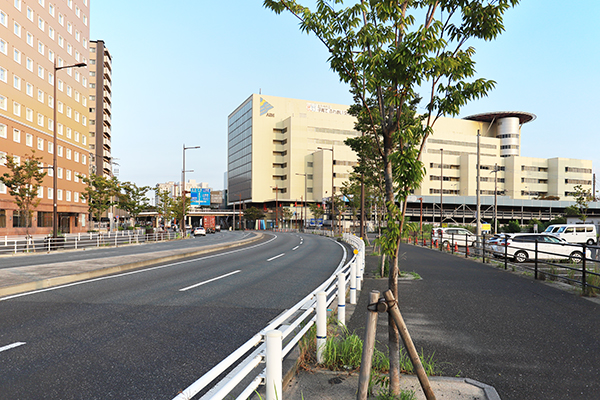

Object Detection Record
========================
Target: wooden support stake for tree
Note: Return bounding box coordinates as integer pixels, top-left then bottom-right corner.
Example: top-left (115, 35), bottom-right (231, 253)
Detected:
top-left (357, 291), bottom-right (380, 400)
top-left (383, 290), bottom-right (436, 400)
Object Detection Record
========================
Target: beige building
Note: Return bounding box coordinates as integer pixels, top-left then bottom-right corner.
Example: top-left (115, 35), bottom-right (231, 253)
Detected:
top-left (228, 94), bottom-right (359, 208)
top-left (88, 39), bottom-right (112, 177)
top-left (0, 0), bottom-right (91, 235)
top-left (418, 112), bottom-right (593, 200)
top-left (227, 96), bottom-right (594, 223)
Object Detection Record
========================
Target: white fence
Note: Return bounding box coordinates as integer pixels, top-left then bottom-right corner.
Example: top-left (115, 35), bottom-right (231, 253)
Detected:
top-left (172, 232), bottom-right (366, 400)
top-left (0, 230), bottom-right (181, 255)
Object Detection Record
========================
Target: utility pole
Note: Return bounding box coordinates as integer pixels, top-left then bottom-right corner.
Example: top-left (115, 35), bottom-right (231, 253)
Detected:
top-left (440, 148), bottom-right (444, 226)
top-left (476, 131), bottom-right (481, 243)
top-left (493, 163), bottom-right (499, 234)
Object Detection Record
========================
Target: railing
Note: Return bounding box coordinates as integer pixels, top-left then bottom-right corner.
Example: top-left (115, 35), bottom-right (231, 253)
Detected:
top-left (404, 233), bottom-right (600, 294)
top-left (486, 239), bottom-right (600, 294)
top-left (172, 232), bottom-right (365, 400)
top-left (0, 230), bottom-right (182, 255)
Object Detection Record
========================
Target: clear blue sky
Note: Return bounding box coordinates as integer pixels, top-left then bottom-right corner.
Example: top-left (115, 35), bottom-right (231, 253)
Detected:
top-left (90, 0), bottom-right (600, 192)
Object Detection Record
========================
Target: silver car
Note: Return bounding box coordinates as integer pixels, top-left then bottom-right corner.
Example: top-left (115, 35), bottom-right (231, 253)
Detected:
top-left (432, 227), bottom-right (477, 248)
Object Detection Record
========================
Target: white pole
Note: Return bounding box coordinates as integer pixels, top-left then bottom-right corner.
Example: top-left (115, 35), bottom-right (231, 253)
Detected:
top-left (350, 259), bottom-right (357, 305)
top-left (316, 291), bottom-right (327, 364)
top-left (337, 272), bottom-right (346, 326)
top-left (265, 330), bottom-right (282, 400)
top-left (354, 248), bottom-right (362, 291)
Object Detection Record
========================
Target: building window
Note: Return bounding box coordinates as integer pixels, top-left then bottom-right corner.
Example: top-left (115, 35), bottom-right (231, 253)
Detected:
top-left (0, 210), bottom-right (5, 227)
top-left (38, 212), bottom-right (53, 227)
top-left (48, 142), bottom-right (53, 154)
top-left (14, 48), bottom-right (21, 63)
top-left (0, 124), bottom-right (6, 138)
top-left (57, 167), bottom-right (63, 179)
top-left (48, 187), bottom-right (53, 199)
top-left (13, 129), bottom-right (21, 143)
top-left (13, 102), bottom-right (22, 116)
top-left (14, 75), bottom-right (21, 90)
top-left (0, 67), bottom-right (6, 82)
top-left (37, 138), bottom-right (44, 150)
top-left (13, 210), bottom-right (31, 228)
top-left (14, 22), bottom-right (21, 37)
top-left (26, 133), bottom-right (33, 146)
top-left (57, 189), bottom-right (63, 201)
top-left (0, 39), bottom-right (6, 55)
top-left (57, 145), bottom-right (63, 157)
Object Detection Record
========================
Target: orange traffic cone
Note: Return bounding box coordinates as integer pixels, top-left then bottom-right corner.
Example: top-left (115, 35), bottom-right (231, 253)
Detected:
top-left (454, 243), bottom-right (458, 253)
top-left (423, 238), bottom-right (427, 247)
top-left (446, 242), bottom-right (450, 251)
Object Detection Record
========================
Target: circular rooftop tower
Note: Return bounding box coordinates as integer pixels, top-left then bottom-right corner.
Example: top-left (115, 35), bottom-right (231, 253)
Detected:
top-left (464, 111), bottom-right (536, 157)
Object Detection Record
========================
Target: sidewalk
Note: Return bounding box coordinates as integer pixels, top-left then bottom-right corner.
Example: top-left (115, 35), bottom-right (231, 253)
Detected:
top-left (282, 247), bottom-right (501, 400)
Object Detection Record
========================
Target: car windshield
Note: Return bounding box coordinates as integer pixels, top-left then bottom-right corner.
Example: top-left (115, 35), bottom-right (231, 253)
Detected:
top-left (544, 226), bottom-right (555, 233)
top-left (543, 236), bottom-right (563, 243)
top-left (557, 227), bottom-right (566, 233)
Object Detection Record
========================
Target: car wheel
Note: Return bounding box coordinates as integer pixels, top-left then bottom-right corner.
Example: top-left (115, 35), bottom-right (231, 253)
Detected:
top-left (569, 251), bottom-right (584, 264)
top-left (514, 251), bottom-right (528, 263)
top-left (586, 239), bottom-right (595, 246)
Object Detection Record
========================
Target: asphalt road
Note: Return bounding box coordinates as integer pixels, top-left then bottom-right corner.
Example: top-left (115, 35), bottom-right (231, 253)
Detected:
top-left (350, 244), bottom-right (600, 400)
top-left (0, 232), bottom-right (346, 399)
top-left (0, 230), bottom-right (255, 269)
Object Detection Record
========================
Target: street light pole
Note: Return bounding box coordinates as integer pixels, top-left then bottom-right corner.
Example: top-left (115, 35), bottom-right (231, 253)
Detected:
top-left (53, 61), bottom-right (86, 239)
top-left (296, 173), bottom-right (307, 232)
top-left (182, 144), bottom-right (200, 235)
top-left (440, 148), bottom-right (444, 225)
top-left (317, 146), bottom-right (334, 234)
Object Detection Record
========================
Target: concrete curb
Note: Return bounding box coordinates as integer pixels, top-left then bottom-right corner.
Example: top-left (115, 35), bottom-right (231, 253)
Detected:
top-left (0, 233), bottom-right (263, 298)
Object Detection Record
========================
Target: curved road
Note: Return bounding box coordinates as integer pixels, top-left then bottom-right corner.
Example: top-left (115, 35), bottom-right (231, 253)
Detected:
top-left (0, 232), bottom-right (346, 399)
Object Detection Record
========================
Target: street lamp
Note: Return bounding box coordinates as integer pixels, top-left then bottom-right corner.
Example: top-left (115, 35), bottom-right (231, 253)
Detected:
top-left (271, 185), bottom-right (279, 229)
top-left (296, 173), bottom-right (307, 232)
top-left (182, 144), bottom-right (200, 235)
top-left (53, 61), bottom-right (86, 239)
top-left (317, 146), bottom-right (334, 234)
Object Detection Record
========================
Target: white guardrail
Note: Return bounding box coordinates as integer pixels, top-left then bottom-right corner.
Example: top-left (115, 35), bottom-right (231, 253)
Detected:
top-left (172, 232), bottom-right (366, 400)
top-left (0, 230), bottom-right (181, 255)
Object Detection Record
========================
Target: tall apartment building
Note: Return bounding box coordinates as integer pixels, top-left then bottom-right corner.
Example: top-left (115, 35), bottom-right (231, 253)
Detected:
top-left (88, 39), bottom-right (112, 177)
top-left (0, 0), bottom-right (91, 235)
top-left (227, 95), bottom-right (594, 216)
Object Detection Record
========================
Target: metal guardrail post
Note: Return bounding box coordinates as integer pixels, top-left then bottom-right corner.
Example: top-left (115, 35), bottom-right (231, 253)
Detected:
top-left (534, 240), bottom-right (538, 279)
top-left (265, 330), bottom-right (282, 400)
top-left (337, 272), bottom-right (346, 325)
top-left (350, 258), bottom-right (357, 305)
top-left (316, 291), bottom-right (327, 364)
top-left (582, 244), bottom-right (588, 295)
top-left (504, 239), bottom-right (508, 269)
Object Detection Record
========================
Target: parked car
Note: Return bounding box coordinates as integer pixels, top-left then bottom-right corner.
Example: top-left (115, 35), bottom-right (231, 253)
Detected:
top-left (544, 224), bottom-right (597, 245)
top-left (491, 233), bottom-right (589, 263)
top-left (432, 227), bottom-right (477, 247)
top-left (193, 227), bottom-right (206, 237)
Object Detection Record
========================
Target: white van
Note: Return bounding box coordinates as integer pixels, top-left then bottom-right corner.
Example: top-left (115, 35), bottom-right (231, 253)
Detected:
top-left (544, 224), bottom-right (597, 245)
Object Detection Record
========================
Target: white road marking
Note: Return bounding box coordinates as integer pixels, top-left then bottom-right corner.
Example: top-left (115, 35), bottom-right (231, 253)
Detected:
top-left (292, 246), bottom-right (299, 251)
top-left (267, 253), bottom-right (285, 261)
top-left (179, 270), bottom-right (241, 292)
top-left (0, 234), bottom-right (278, 302)
top-left (0, 342), bottom-right (26, 353)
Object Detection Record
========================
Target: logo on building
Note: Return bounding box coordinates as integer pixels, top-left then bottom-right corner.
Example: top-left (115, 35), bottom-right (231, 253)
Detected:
top-left (260, 98), bottom-right (274, 116)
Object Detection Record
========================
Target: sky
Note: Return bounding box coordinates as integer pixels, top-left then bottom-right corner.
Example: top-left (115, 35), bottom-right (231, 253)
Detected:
top-left (90, 0), bottom-right (600, 192)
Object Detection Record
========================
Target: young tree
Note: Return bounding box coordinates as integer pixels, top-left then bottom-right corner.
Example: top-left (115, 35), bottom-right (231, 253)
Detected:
top-left (80, 174), bottom-right (119, 224)
top-left (0, 151), bottom-right (47, 235)
top-left (243, 207), bottom-right (266, 226)
top-left (572, 184), bottom-right (594, 222)
top-left (264, 0), bottom-right (519, 392)
top-left (308, 202), bottom-right (325, 223)
top-left (171, 195), bottom-right (191, 229)
top-left (281, 207), bottom-right (293, 228)
top-left (155, 187), bottom-right (176, 228)
top-left (117, 181), bottom-right (151, 226)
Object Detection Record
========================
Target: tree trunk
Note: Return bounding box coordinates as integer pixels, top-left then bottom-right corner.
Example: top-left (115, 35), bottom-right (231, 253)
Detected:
top-left (388, 253), bottom-right (400, 395)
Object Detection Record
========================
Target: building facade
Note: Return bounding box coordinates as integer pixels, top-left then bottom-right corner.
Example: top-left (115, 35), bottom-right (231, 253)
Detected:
top-left (88, 39), bottom-right (112, 177)
top-left (227, 95), bottom-right (594, 225)
top-left (228, 94), bottom-right (359, 208)
top-left (0, 0), bottom-right (91, 235)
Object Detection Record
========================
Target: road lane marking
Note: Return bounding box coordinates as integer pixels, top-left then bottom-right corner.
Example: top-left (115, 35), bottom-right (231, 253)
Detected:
top-left (0, 234), bottom-right (278, 302)
top-left (267, 253), bottom-right (285, 261)
top-left (292, 246), bottom-right (299, 251)
top-left (0, 342), bottom-right (26, 353)
top-left (179, 270), bottom-right (241, 292)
